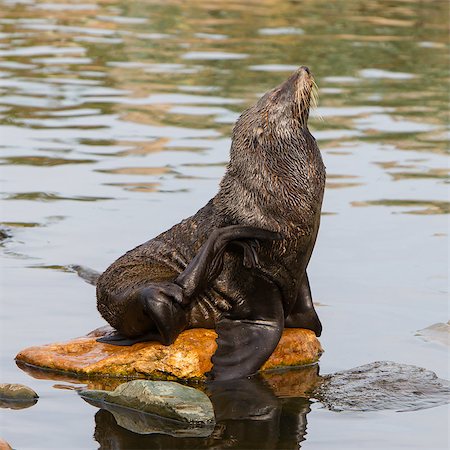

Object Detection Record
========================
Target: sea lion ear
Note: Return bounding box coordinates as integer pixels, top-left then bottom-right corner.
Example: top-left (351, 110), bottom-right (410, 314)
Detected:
top-left (252, 126), bottom-right (264, 148)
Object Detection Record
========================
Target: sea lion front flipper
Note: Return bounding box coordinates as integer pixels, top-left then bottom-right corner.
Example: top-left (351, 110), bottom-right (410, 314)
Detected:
top-left (175, 225), bottom-right (282, 302)
top-left (285, 272), bottom-right (322, 336)
top-left (208, 276), bottom-right (284, 382)
top-left (97, 283), bottom-right (189, 347)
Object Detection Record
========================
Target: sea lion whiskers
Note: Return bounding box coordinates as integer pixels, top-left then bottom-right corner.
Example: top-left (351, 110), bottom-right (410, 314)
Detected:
top-left (310, 80), bottom-right (323, 122)
top-left (294, 68), bottom-right (315, 128)
top-left (311, 79), bottom-right (319, 110)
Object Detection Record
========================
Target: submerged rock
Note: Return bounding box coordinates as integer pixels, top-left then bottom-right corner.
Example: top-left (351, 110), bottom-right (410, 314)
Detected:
top-left (416, 321), bottom-right (450, 346)
top-left (313, 361), bottom-right (450, 412)
top-left (67, 264), bottom-right (100, 286)
top-left (16, 327), bottom-right (323, 380)
top-left (0, 383), bottom-right (38, 410)
top-left (0, 383), bottom-right (38, 400)
top-left (0, 228), bottom-right (11, 243)
top-left (79, 380), bottom-right (215, 437)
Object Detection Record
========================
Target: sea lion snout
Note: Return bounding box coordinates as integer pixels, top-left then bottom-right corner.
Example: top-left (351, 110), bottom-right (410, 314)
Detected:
top-left (299, 65), bottom-right (311, 76)
top-left (232, 65), bottom-right (317, 144)
top-left (260, 65), bottom-right (316, 129)
top-left (281, 65), bottom-right (313, 91)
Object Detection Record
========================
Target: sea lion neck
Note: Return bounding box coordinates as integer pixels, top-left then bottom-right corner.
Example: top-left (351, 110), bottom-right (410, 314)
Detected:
top-left (214, 67), bottom-right (325, 234)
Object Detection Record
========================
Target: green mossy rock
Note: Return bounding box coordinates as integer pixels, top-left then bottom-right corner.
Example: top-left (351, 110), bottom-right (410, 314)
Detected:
top-left (79, 380), bottom-right (215, 425)
top-left (0, 383), bottom-right (38, 410)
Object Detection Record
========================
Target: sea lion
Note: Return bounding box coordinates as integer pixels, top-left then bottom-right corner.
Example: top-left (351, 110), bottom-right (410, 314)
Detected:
top-left (96, 66), bottom-right (325, 381)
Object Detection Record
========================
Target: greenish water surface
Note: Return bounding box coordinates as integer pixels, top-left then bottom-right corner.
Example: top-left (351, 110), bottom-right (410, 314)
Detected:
top-left (0, 0), bottom-right (448, 448)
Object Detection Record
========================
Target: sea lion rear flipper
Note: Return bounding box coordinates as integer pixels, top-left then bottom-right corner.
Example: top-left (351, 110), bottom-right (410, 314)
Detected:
top-left (175, 225), bottom-right (282, 302)
top-left (208, 277), bottom-right (284, 382)
top-left (96, 226), bottom-right (282, 348)
top-left (208, 318), bottom-right (283, 381)
top-left (229, 239), bottom-right (260, 268)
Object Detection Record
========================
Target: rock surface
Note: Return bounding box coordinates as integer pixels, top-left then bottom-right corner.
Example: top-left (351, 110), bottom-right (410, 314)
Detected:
top-left (0, 438), bottom-right (12, 450)
top-left (416, 321), bottom-right (450, 346)
top-left (18, 357), bottom-right (322, 395)
top-left (313, 361), bottom-right (450, 412)
top-left (79, 380), bottom-right (215, 436)
top-left (0, 383), bottom-right (38, 410)
top-left (16, 326), bottom-right (323, 380)
top-left (0, 383), bottom-right (38, 400)
top-left (80, 380), bottom-right (214, 423)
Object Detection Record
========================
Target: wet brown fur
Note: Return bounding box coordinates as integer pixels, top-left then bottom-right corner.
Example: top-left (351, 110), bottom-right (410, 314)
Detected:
top-left (97, 67), bottom-right (326, 334)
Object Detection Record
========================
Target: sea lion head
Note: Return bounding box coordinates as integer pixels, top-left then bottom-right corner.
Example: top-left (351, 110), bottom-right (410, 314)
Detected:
top-left (233, 66), bottom-right (318, 147)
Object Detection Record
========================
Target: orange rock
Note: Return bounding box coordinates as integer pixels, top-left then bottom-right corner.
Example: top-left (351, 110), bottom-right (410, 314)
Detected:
top-left (0, 438), bottom-right (12, 450)
top-left (16, 327), bottom-right (323, 381)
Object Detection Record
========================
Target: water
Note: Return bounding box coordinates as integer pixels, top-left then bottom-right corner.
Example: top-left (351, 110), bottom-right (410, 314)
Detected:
top-left (0, 0), bottom-right (448, 448)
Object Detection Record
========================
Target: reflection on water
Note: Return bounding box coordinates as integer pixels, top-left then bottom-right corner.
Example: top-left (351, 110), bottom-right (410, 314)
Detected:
top-left (93, 378), bottom-right (311, 450)
top-left (17, 361), bottom-right (450, 448)
top-left (351, 199), bottom-right (450, 215)
top-left (4, 192), bottom-right (113, 202)
top-left (0, 0), bottom-right (449, 448)
top-left (23, 365), bottom-right (317, 449)
top-left (0, 398), bottom-right (38, 411)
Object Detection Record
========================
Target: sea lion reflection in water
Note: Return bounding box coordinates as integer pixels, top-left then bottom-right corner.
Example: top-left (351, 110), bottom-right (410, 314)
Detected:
top-left (93, 376), bottom-right (312, 449)
top-left (96, 66), bottom-right (326, 381)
